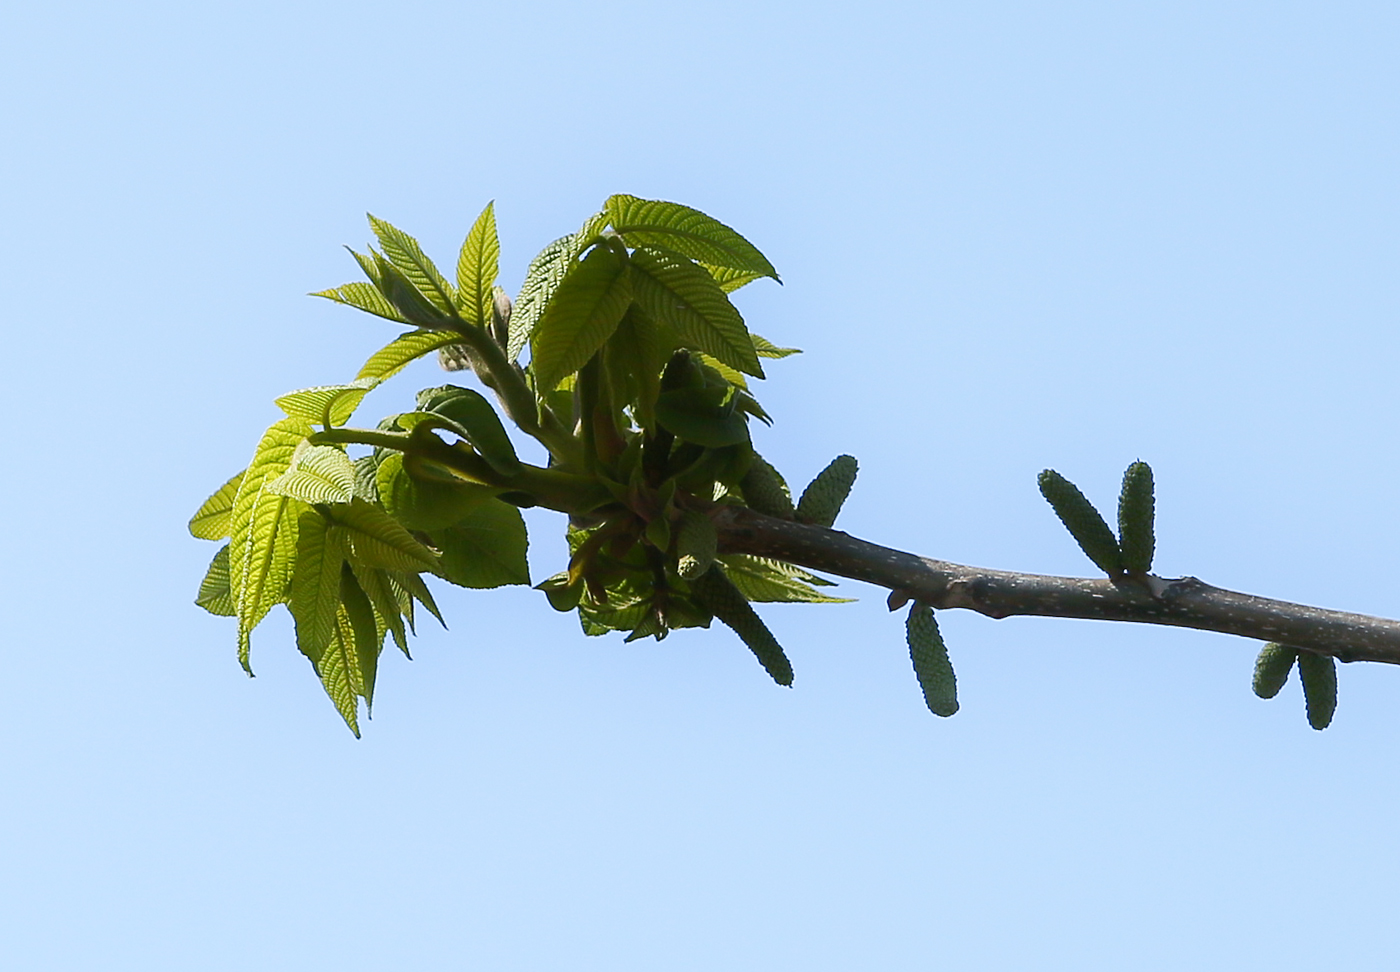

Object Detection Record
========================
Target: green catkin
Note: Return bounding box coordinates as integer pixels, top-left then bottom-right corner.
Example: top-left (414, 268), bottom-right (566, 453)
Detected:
top-left (689, 566), bottom-right (794, 686)
top-left (740, 455), bottom-right (795, 519)
top-left (1117, 461), bottom-right (1155, 575)
top-left (906, 604), bottom-right (959, 717)
top-left (796, 455), bottom-right (859, 528)
top-left (1296, 651), bottom-right (1338, 730)
top-left (676, 512), bottom-right (718, 579)
top-left (1252, 643), bottom-right (1298, 699)
top-left (1038, 469), bottom-right (1125, 576)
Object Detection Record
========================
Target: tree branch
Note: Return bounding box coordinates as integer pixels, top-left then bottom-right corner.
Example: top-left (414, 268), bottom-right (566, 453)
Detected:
top-left (712, 506), bottom-right (1400, 665)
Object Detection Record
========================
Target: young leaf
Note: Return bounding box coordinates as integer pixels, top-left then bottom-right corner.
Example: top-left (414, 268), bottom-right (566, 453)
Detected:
top-left (392, 570), bottom-right (445, 628)
top-left (373, 252), bottom-right (454, 328)
top-left (339, 564), bottom-right (382, 706)
top-left (289, 513), bottom-right (346, 662)
top-left (703, 264), bottom-right (765, 294)
top-left (430, 501), bottom-right (530, 589)
top-left (350, 561), bottom-right (410, 657)
top-left (508, 212), bottom-right (610, 360)
top-left (189, 470), bottom-right (246, 540)
top-left (1252, 643), bottom-right (1298, 699)
top-left (356, 328), bottom-right (463, 382)
top-left (455, 201), bottom-right (499, 328)
top-left (688, 565), bottom-right (794, 686)
top-left (274, 378), bottom-right (379, 428)
top-left (195, 544), bottom-right (236, 616)
top-left (796, 455), bottom-right (858, 528)
top-left (530, 244), bottom-right (632, 390)
top-left (1297, 652), bottom-right (1338, 730)
top-left (604, 195), bottom-right (779, 280)
top-left (907, 604), bottom-right (959, 717)
top-left (311, 281), bottom-right (407, 324)
top-left (655, 385), bottom-right (750, 448)
top-left (317, 610), bottom-right (365, 737)
top-left (415, 385), bottom-right (522, 476)
top-left (751, 333), bottom-right (801, 359)
top-left (376, 452), bottom-right (495, 531)
top-left (229, 417), bottom-right (313, 673)
top-left (329, 498), bottom-right (440, 572)
top-left (1118, 461), bottom-right (1155, 575)
top-left (1037, 469), bottom-right (1125, 576)
top-left (717, 555), bottom-right (850, 604)
top-left (368, 214), bottom-right (455, 314)
top-left (265, 444), bottom-right (357, 505)
top-left (628, 246), bottom-right (763, 379)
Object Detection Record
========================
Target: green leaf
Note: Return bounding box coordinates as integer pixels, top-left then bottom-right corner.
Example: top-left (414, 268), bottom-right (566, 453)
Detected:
top-left (311, 281), bottom-right (407, 324)
top-left (392, 570), bottom-right (445, 628)
top-left (703, 264), bottom-right (765, 293)
top-left (368, 214), bottom-right (455, 314)
top-left (1297, 652), bottom-right (1338, 730)
top-left (508, 212), bottom-right (609, 360)
top-left (656, 385), bottom-right (749, 448)
top-left (339, 564), bottom-right (382, 706)
top-left (605, 195), bottom-right (779, 280)
top-left (356, 329), bottom-right (463, 382)
top-left (189, 470), bottom-right (245, 540)
top-left (195, 544), bottom-right (235, 616)
top-left (373, 251), bottom-right (455, 328)
top-left (796, 455), bottom-right (858, 528)
top-left (376, 452), bottom-right (495, 531)
top-left (907, 604), bottom-right (959, 717)
top-left (455, 202), bottom-right (499, 328)
top-left (717, 555), bottom-right (850, 604)
top-left (350, 561), bottom-right (410, 657)
top-left (317, 609), bottom-right (364, 736)
top-left (274, 378), bottom-right (378, 428)
top-left (530, 244), bottom-right (632, 390)
top-left (606, 306), bottom-right (670, 432)
top-left (229, 417), bottom-right (313, 673)
top-left (628, 246), bottom-right (763, 379)
top-left (430, 501), bottom-right (530, 589)
top-left (751, 333), bottom-right (801, 359)
top-left (265, 443), bottom-right (357, 505)
top-left (1117, 461), bottom-right (1155, 575)
top-left (1252, 643), bottom-right (1297, 699)
top-left (1038, 469), bottom-right (1125, 577)
top-left (415, 385), bottom-right (522, 476)
top-left (329, 498), bottom-right (440, 572)
top-left (289, 514), bottom-right (345, 662)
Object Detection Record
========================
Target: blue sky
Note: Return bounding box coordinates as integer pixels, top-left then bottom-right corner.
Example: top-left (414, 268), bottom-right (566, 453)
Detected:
top-left (4, 1), bottom-right (1398, 968)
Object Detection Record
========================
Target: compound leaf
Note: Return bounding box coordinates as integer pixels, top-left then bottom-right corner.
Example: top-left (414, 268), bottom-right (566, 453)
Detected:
top-left (356, 329), bottom-right (463, 382)
top-left (265, 443), bottom-right (356, 505)
top-left (274, 378), bottom-right (378, 428)
top-left (311, 281), bottom-right (407, 324)
top-left (330, 498), bottom-right (440, 572)
top-left (368, 214), bottom-right (455, 314)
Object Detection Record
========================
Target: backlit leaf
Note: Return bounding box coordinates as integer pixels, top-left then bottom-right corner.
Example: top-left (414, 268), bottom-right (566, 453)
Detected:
top-left (195, 544), bottom-right (235, 616)
top-left (311, 281), bottom-right (406, 323)
top-left (431, 500), bottom-right (530, 589)
top-left (189, 470), bottom-right (245, 540)
top-left (605, 195), bottom-right (779, 279)
top-left (289, 514), bottom-right (345, 662)
top-left (455, 202), bottom-right (499, 328)
top-left (356, 329), bottom-right (463, 382)
top-left (265, 443), bottom-right (356, 505)
top-left (718, 555), bottom-right (850, 604)
top-left (330, 498), bottom-right (440, 572)
top-left (530, 244), bottom-right (632, 390)
top-left (508, 212), bottom-right (609, 360)
top-left (629, 246), bottom-right (763, 378)
top-left (368, 214), bottom-right (455, 314)
top-left (274, 378), bottom-right (378, 428)
top-left (317, 610), bottom-right (364, 736)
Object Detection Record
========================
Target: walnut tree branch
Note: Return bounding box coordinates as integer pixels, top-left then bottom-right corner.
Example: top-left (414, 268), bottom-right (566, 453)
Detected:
top-left (712, 506), bottom-right (1400, 665)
